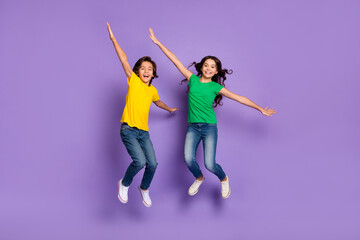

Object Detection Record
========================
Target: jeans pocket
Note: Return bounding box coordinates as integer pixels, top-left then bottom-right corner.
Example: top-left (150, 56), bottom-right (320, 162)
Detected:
top-left (120, 124), bottom-right (131, 134)
top-left (187, 123), bottom-right (196, 131)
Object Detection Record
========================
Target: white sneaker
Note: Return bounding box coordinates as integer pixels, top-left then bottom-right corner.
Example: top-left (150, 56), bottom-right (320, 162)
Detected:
top-left (138, 187), bottom-right (152, 207)
top-left (117, 179), bottom-right (129, 203)
top-left (221, 176), bottom-right (231, 199)
top-left (188, 177), bottom-right (205, 196)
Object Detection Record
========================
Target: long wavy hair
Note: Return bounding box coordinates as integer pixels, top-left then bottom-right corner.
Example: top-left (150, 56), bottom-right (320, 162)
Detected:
top-left (182, 56), bottom-right (233, 107)
top-left (133, 56), bottom-right (158, 86)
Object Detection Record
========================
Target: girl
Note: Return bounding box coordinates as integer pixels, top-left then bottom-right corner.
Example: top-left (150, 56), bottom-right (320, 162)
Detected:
top-left (107, 23), bottom-right (178, 207)
top-left (149, 28), bottom-right (276, 199)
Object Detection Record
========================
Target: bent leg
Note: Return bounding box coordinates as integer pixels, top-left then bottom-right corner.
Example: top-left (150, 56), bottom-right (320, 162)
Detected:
top-left (184, 124), bottom-right (202, 178)
top-left (202, 124), bottom-right (226, 180)
top-left (120, 126), bottom-right (146, 187)
top-left (138, 131), bottom-right (158, 190)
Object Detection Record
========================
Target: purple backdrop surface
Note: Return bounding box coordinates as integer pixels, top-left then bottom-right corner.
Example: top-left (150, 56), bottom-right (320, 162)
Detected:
top-left (1, 0), bottom-right (360, 239)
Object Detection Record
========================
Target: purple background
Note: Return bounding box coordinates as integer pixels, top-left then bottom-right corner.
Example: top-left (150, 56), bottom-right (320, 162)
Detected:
top-left (1, 0), bottom-right (360, 239)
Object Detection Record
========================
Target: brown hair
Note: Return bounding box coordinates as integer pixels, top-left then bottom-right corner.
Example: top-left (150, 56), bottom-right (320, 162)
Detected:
top-left (132, 56), bottom-right (158, 86)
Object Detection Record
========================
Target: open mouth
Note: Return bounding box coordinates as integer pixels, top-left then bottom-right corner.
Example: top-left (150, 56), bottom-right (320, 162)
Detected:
top-left (143, 74), bottom-right (150, 80)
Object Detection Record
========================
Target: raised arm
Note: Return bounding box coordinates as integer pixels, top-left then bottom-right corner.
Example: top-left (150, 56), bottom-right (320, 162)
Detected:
top-left (219, 88), bottom-right (276, 117)
top-left (149, 28), bottom-right (192, 80)
top-left (107, 23), bottom-right (132, 78)
top-left (153, 100), bottom-right (179, 113)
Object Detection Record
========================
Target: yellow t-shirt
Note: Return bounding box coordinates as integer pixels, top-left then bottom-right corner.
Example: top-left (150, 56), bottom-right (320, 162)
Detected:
top-left (120, 72), bottom-right (160, 131)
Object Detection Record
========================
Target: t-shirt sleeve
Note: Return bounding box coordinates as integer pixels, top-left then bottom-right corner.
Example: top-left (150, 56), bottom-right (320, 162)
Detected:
top-left (127, 72), bottom-right (136, 85)
top-left (152, 88), bottom-right (160, 102)
top-left (214, 83), bottom-right (224, 94)
top-left (189, 74), bottom-right (198, 86)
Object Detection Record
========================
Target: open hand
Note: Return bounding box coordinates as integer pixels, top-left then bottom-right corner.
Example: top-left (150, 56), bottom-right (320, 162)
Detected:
top-left (149, 28), bottom-right (159, 44)
top-left (261, 107), bottom-right (276, 117)
top-left (169, 107), bottom-right (179, 113)
top-left (107, 22), bottom-right (114, 40)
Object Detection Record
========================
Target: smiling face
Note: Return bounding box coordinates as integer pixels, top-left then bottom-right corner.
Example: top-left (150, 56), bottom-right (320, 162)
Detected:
top-left (138, 61), bottom-right (154, 85)
top-left (201, 59), bottom-right (218, 79)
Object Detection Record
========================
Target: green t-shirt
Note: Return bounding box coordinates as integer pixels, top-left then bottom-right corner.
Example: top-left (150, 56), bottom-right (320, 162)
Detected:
top-left (188, 74), bottom-right (224, 123)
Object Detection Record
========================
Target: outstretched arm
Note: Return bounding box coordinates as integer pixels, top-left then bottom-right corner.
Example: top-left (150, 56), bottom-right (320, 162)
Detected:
top-left (149, 28), bottom-right (192, 80)
top-left (219, 88), bottom-right (276, 117)
top-left (107, 22), bottom-right (132, 78)
top-left (154, 100), bottom-right (179, 113)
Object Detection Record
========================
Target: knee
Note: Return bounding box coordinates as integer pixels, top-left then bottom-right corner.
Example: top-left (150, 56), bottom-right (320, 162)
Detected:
top-left (132, 158), bottom-right (146, 169)
top-left (205, 162), bottom-right (215, 172)
top-left (184, 148), bottom-right (195, 164)
top-left (184, 153), bottom-right (190, 163)
top-left (148, 161), bottom-right (158, 170)
top-left (184, 153), bottom-right (194, 165)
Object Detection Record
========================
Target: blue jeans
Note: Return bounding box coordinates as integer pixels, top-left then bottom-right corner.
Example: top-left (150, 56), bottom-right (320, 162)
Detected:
top-left (120, 123), bottom-right (158, 190)
top-left (184, 123), bottom-right (226, 180)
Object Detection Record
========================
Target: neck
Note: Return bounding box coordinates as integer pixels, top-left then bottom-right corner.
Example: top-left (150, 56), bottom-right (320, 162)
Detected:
top-left (200, 76), bottom-right (212, 83)
top-left (141, 80), bottom-right (150, 86)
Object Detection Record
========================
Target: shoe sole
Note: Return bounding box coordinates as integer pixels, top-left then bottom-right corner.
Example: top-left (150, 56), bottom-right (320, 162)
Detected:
top-left (188, 178), bottom-right (205, 196)
top-left (188, 189), bottom-right (199, 196)
top-left (117, 180), bottom-right (128, 204)
top-left (222, 188), bottom-right (231, 199)
top-left (138, 187), bottom-right (152, 208)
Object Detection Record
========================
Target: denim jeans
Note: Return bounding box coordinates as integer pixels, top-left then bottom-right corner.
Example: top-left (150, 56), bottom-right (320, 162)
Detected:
top-left (184, 123), bottom-right (226, 180)
top-left (120, 123), bottom-right (158, 190)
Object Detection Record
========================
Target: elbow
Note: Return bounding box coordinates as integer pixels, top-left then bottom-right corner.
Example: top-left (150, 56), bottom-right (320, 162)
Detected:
top-left (153, 100), bottom-right (160, 107)
top-left (121, 55), bottom-right (128, 62)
